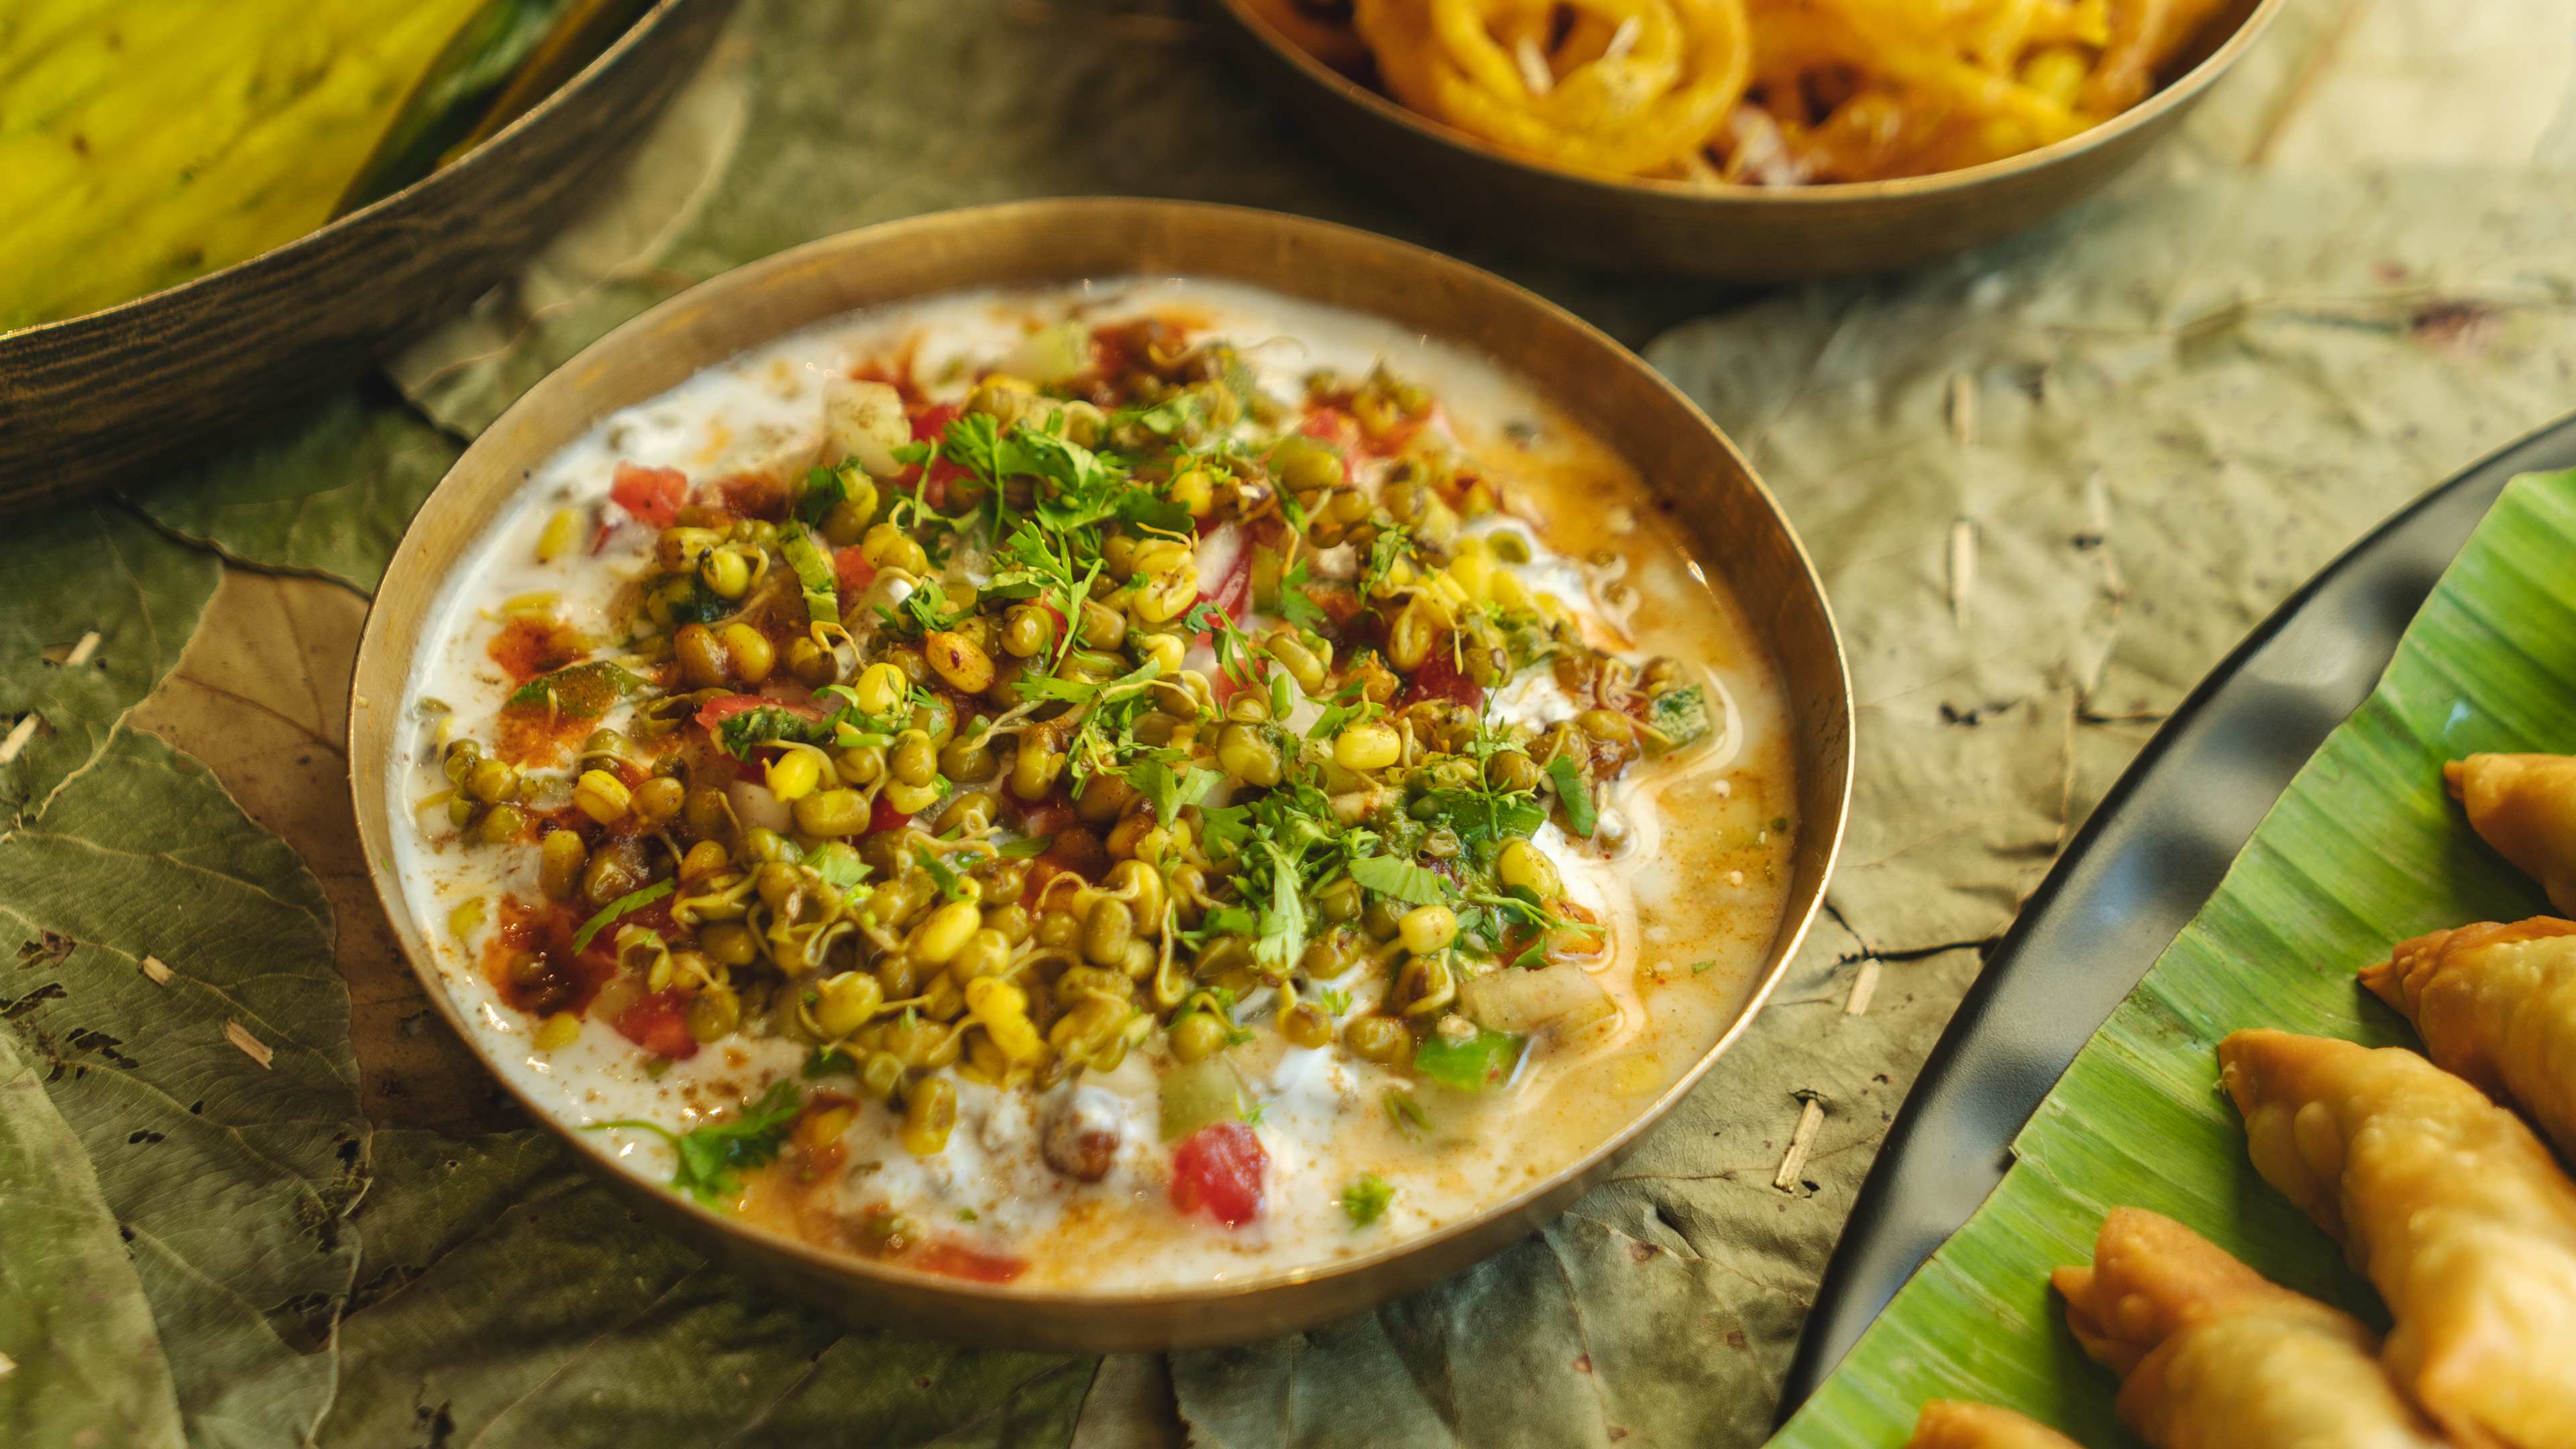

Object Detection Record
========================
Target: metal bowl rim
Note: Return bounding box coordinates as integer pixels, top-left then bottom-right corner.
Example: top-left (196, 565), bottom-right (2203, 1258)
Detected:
top-left (1214, 0), bottom-right (2290, 206)
top-left (0, 0), bottom-right (698, 343)
top-left (349, 196), bottom-right (1855, 1313)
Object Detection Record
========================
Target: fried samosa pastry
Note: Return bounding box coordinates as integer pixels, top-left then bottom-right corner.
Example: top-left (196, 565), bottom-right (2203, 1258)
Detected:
top-left (2446, 753), bottom-right (2576, 914)
top-left (2051, 1208), bottom-right (2445, 1449)
top-left (2363, 918), bottom-right (2576, 1157)
top-left (2219, 1029), bottom-right (2576, 1448)
top-left (1904, 1399), bottom-right (2083, 1448)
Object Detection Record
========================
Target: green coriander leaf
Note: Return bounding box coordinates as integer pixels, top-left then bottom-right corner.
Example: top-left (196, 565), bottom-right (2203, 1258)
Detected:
top-left (1385, 1089), bottom-right (1430, 1136)
top-left (1415, 787), bottom-right (1546, 847)
top-left (590, 1077), bottom-right (804, 1205)
top-left (714, 706), bottom-right (833, 758)
top-left (913, 844), bottom-right (972, 902)
top-left (1122, 755), bottom-right (1182, 822)
top-left (1254, 841), bottom-right (1307, 976)
top-left (1197, 904), bottom-right (1258, 938)
top-left (505, 660), bottom-right (643, 717)
top-left (1347, 853), bottom-right (1450, 906)
top-left (1180, 598), bottom-right (1231, 637)
top-left (1361, 524), bottom-right (1416, 597)
top-left (936, 411), bottom-right (1006, 491)
top-left (570, 878), bottom-right (674, 951)
top-left (806, 843), bottom-right (871, 893)
top-left (794, 464), bottom-right (847, 526)
top-left (880, 582), bottom-right (968, 637)
top-left (998, 835), bottom-right (1054, 859)
top-left (1340, 1173), bottom-right (1395, 1228)
top-left (1276, 559), bottom-right (1329, 632)
top-left (1546, 755), bottom-right (1597, 839)
top-left (1112, 490), bottom-right (1192, 534)
top-left (1197, 804), bottom-right (1252, 865)
top-left (1124, 757), bottom-right (1224, 824)
top-left (1306, 682), bottom-right (1379, 741)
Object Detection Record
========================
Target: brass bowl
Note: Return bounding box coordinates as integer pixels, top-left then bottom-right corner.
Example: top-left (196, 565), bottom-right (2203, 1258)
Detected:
top-left (0, 0), bottom-right (734, 513)
top-left (348, 199), bottom-right (1854, 1350)
top-left (1210, 0), bottom-right (2286, 279)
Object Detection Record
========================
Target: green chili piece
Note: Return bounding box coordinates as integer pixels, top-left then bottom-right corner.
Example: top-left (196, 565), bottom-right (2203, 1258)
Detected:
top-left (1411, 1026), bottom-right (1527, 1091)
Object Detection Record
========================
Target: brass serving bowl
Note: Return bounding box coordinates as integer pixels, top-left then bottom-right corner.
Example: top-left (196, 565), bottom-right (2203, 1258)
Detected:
top-left (0, 0), bottom-right (733, 513)
top-left (349, 199), bottom-right (1854, 1350)
top-left (1210, 0), bottom-right (2286, 279)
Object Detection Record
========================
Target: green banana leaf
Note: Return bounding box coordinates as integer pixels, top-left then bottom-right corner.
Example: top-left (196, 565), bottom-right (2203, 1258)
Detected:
top-left (337, 0), bottom-right (655, 217)
top-left (1774, 468), bottom-right (2576, 1445)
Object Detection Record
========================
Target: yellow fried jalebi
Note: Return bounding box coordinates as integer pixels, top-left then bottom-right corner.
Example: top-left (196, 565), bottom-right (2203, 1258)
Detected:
top-left (2086, 0), bottom-right (2235, 112)
top-left (1737, 0), bottom-right (2094, 180)
top-left (1353, 0), bottom-right (1754, 177)
top-left (1297, 0), bottom-right (2233, 183)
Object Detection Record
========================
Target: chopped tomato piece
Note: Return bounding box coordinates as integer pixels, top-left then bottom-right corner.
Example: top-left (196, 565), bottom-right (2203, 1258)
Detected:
top-left (900, 402), bottom-right (968, 509)
top-left (1169, 1121), bottom-right (1265, 1228)
top-left (1403, 646), bottom-right (1483, 710)
top-left (1368, 411), bottom-right (1432, 456)
top-left (1043, 825), bottom-right (1110, 878)
top-left (909, 400), bottom-right (962, 444)
top-left (1021, 858), bottom-right (1064, 906)
top-left (1308, 579), bottom-right (1365, 628)
top-left (1087, 327), bottom-right (1134, 382)
top-left (833, 546), bottom-right (877, 597)
top-left (609, 463), bottom-right (688, 527)
top-left (1021, 826), bottom-right (1110, 904)
top-left (612, 989), bottom-right (699, 1061)
top-left (720, 472), bottom-right (790, 521)
top-left (910, 1240), bottom-right (1028, 1283)
top-left (1016, 800), bottom-right (1076, 840)
top-left (867, 795), bottom-right (913, 834)
top-left (1297, 408), bottom-right (1361, 471)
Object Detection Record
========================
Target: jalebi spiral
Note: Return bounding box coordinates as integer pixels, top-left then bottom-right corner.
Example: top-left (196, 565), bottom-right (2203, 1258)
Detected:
top-left (1354, 0), bottom-right (1756, 177)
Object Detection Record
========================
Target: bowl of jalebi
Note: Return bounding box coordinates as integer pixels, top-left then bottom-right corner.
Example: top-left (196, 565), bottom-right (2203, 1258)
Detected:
top-left (1211, 0), bottom-right (2285, 278)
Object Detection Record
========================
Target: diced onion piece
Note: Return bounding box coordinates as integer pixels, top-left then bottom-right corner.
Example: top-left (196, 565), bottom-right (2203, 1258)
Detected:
top-left (820, 376), bottom-right (908, 478)
top-left (1004, 320), bottom-right (1091, 386)
top-left (1460, 963), bottom-right (1615, 1036)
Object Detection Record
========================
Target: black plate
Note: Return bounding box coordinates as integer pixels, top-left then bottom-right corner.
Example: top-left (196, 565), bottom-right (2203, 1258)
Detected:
top-left (1776, 411), bottom-right (2576, 1417)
